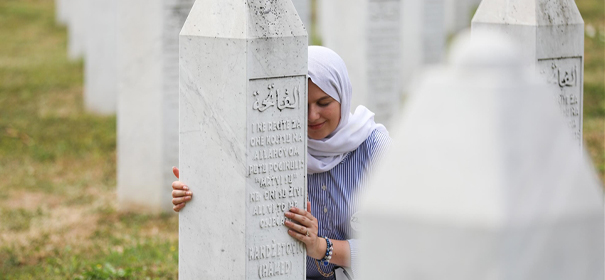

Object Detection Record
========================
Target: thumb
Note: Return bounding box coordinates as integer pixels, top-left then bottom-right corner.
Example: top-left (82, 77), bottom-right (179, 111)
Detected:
top-left (172, 166), bottom-right (180, 179)
top-left (307, 201), bottom-right (311, 214)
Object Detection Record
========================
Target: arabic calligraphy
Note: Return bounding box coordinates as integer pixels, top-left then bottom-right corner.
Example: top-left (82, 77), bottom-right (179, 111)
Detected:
top-left (544, 62), bottom-right (577, 88)
top-left (253, 83), bottom-right (300, 112)
top-left (537, 57), bottom-right (583, 144)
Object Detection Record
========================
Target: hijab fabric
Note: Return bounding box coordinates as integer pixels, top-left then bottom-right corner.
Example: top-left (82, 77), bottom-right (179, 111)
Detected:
top-left (307, 46), bottom-right (388, 174)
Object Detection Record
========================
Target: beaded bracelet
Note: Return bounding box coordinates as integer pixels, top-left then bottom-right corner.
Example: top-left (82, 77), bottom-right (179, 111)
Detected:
top-left (320, 236), bottom-right (333, 266)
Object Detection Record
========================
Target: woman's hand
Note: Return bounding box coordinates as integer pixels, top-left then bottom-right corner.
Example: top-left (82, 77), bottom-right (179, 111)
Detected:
top-left (284, 202), bottom-right (326, 260)
top-left (171, 167), bottom-right (192, 212)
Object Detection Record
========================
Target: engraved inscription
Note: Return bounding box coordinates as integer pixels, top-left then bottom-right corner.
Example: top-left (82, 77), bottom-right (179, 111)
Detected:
top-left (246, 76), bottom-right (307, 279)
top-left (538, 57), bottom-right (583, 142)
top-left (367, 0), bottom-right (401, 124)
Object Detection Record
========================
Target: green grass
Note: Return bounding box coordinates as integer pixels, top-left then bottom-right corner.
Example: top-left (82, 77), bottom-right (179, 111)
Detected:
top-left (0, 0), bottom-right (178, 279)
top-left (0, 0), bottom-right (603, 279)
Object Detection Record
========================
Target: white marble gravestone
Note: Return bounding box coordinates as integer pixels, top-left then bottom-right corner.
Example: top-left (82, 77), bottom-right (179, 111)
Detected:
top-left (116, 0), bottom-right (194, 212)
top-left (319, 0), bottom-right (446, 126)
top-left (401, 0), bottom-right (446, 89)
top-left (444, 0), bottom-right (482, 35)
top-left (84, 0), bottom-right (117, 115)
top-left (55, 0), bottom-right (69, 26)
top-left (67, 0), bottom-right (88, 60)
top-left (359, 32), bottom-right (603, 279)
top-left (472, 0), bottom-right (585, 144)
top-left (179, 0), bottom-right (308, 278)
top-left (319, 0), bottom-right (402, 126)
top-left (291, 0), bottom-right (311, 42)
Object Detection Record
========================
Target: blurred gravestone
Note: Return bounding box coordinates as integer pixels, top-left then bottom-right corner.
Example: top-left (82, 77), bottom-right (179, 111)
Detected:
top-left (401, 0), bottom-right (446, 92)
top-left (178, 0), bottom-right (308, 278)
top-left (56, 0), bottom-right (69, 26)
top-left (444, 0), bottom-right (481, 35)
top-left (319, 0), bottom-right (402, 126)
top-left (68, 0), bottom-right (88, 60)
top-left (84, 0), bottom-right (117, 115)
top-left (116, 0), bottom-right (194, 212)
top-left (319, 0), bottom-right (446, 127)
top-left (359, 31), bottom-right (603, 279)
top-left (472, 0), bottom-right (585, 144)
top-left (291, 0), bottom-right (311, 42)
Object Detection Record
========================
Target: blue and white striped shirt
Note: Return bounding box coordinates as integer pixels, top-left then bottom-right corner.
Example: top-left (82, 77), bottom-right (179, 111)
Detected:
top-left (306, 129), bottom-right (391, 279)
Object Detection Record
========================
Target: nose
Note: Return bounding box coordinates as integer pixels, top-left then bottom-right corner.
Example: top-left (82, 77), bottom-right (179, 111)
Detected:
top-left (308, 104), bottom-right (320, 122)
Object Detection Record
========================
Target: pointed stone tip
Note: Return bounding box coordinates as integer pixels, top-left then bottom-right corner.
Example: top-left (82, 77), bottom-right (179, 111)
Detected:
top-left (450, 30), bottom-right (522, 69)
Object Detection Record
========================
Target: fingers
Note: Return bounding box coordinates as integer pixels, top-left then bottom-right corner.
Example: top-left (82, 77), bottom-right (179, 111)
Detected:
top-left (172, 189), bottom-right (191, 198)
top-left (287, 229), bottom-right (311, 242)
top-left (285, 220), bottom-right (312, 237)
top-left (307, 201), bottom-right (311, 213)
top-left (172, 166), bottom-right (180, 179)
top-left (172, 180), bottom-right (189, 191)
top-left (173, 202), bottom-right (186, 212)
top-left (285, 207), bottom-right (316, 228)
top-left (172, 195), bottom-right (192, 206)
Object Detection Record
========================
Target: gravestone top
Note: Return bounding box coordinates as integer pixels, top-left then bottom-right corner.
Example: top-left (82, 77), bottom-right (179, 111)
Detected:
top-left (359, 31), bottom-right (603, 279)
top-left (472, 0), bottom-right (583, 25)
top-left (472, 0), bottom-right (585, 143)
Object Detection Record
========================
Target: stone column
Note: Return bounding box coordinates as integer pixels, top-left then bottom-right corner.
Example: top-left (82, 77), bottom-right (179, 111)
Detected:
top-left (116, 0), bottom-right (195, 212)
top-left (444, 0), bottom-right (482, 35)
top-left (401, 0), bottom-right (446, 88)
top-left (291, 0), bottom-right (311, 42)
top-left (56, 0), bottom-right (69, 26)
top-left (359, 31), bottom-right (603, 279)
top-left (84, 0), bottom-right (117, 115)
top-left (472, 0), bottom-right (585, 144)
top-left (179, 0), bottom-right (308, 278)
top-left (319, 0), bottom-right (446, 127)
top-left (319, 0), bottom-right (401, 126)
top-left (67, 0), bottom-right (88, 60)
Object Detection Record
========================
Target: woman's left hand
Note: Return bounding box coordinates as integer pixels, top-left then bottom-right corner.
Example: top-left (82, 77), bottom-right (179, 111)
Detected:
top-left (284, 201), bottom-right (325, 260)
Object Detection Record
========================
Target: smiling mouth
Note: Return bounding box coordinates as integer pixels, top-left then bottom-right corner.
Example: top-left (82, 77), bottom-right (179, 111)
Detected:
top-left (308, 122), bottom-right (325, 130)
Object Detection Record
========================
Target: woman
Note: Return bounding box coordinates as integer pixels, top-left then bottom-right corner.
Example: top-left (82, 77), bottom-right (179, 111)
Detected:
top-left (171, 46), bottom-right (390, 279)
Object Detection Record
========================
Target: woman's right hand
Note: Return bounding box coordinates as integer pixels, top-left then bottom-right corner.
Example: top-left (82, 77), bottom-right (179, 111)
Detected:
top-left (171, 167), bottom-right (192, 212)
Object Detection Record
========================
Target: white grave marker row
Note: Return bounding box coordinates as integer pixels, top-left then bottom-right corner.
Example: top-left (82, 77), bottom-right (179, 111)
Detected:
top-left (84, 0), bottom-right (117, 115)
top-left (116, 0), bottom-right (194, 212)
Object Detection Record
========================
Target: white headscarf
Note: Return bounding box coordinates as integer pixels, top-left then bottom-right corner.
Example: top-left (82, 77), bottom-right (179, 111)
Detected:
top-left (307, 46), bottom-right (388, 174)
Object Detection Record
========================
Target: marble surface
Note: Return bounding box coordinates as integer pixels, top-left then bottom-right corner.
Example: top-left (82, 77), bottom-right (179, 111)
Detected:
top-left (472, 0), bottom-right (585, 144)
top-left (178, 0), bottom-right (307, 279)
top-left (319, 0), bottom-right (446, 128)
top-left (84, 0), bottom-right (117, 115)
top-left (55, 0), bottom-right (69, 26)
top-left (116, 0), bottom-right (194, 213)
top-left (444, 0), bottom-right (482, 35)
top-left (359, 31), bottom-right (603, 279)
top-left (67, 0), bottom-right (88, 60)
top-left (291, 0), bottom-right (311, 42)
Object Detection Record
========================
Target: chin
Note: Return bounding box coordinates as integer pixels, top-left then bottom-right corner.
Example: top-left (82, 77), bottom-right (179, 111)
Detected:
top-left (308, 132), bottom-right (327, 140)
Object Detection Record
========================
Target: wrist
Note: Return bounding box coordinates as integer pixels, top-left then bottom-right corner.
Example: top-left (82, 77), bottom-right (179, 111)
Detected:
top-left (311, 236), bottom-right (327, 260)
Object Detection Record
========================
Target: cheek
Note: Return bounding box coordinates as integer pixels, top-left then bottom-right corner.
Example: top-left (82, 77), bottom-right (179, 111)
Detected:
top-left (327, 105), bottom-right (341, 126)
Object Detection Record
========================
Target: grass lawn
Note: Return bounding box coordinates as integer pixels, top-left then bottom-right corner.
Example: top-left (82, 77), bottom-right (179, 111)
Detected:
top-left (0, 0), bottom-right (603, 279)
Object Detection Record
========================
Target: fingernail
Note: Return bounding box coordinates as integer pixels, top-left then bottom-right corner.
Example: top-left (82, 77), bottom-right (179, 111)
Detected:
top-left (183, 185), bottom-right (189, 190)
top-left (186, 191), bottom-right (192, 195)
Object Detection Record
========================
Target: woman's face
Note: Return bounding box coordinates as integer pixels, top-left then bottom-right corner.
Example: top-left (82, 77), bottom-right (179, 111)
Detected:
top-left (308, 80), bottom-right (341, 140)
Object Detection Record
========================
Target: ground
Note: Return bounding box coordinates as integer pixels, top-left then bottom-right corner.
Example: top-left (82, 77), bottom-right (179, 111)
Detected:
top-left (0, 0), bottom-right (603, 279)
